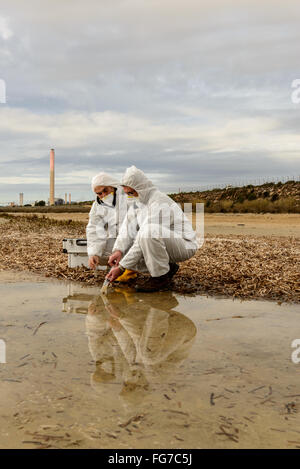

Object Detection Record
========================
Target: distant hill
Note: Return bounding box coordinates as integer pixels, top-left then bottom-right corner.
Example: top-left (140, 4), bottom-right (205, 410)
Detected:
top-left (169, 180), bottom-right (300, 213)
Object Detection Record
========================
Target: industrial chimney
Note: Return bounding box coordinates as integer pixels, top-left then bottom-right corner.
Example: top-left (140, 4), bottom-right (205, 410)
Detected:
top-left (65, 193), bottom-right (67, 205)
top-left (50, 149), bottom-right (55, 205)
top-left (69, 193), bottom-right (71, 205)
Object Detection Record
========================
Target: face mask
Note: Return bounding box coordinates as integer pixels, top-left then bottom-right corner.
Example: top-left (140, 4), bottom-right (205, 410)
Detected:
top-left (127, 194), bottom-right (139, 203)
top-left (101, 192), bottom-right (114, 206)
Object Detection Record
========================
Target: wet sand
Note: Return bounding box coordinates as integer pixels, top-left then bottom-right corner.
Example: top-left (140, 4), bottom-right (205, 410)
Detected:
top-left (0, 271), bottom-right (300, 449)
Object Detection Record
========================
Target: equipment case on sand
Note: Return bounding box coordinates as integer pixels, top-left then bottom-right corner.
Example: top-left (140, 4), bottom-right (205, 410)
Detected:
top-left (62, 238), bottom-right (90, 268)
top-left (62, 238), bottom-right (107, 269)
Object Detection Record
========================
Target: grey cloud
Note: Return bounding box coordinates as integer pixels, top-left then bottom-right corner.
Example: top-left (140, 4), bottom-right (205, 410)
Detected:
top-left (0, 0), bottom-right (299, 203)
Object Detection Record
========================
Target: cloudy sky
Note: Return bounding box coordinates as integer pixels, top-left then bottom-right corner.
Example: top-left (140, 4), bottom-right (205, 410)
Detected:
top-left (0, 0), bottom-right (300, 203)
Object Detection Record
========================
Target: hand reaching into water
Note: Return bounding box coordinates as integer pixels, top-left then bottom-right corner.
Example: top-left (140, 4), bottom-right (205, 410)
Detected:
top-left (106, 266), bottom-right (121, 282)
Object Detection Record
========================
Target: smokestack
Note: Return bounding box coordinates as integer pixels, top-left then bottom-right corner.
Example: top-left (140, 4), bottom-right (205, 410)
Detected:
top-left (69, 193), bottom-right (71, 205)
top-left (50, 149), bottom-right (55, 205)
top-left (19, 193), bottom-right (24, 206)
top-left (65, 193), bottom-right (67, 204)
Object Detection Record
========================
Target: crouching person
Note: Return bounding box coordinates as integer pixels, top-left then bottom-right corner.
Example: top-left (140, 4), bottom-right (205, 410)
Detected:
top-left (106, 166), bottom-right (198, 292)
top-left (87, 172), bottom-right (136, 282)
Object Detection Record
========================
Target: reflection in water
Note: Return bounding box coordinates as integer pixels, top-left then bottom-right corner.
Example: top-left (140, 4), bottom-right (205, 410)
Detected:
top-left (87, 290), bottom-right (196, 406)
top-left (62, 284), bottom-right (100, 314)
top-left (63, 286), bottom-right (197, 406)
top-left (3, 278), bottom-right (300, 448)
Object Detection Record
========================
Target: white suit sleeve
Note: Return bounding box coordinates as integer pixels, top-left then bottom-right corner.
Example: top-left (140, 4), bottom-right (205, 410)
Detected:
top-left (118, 237), bottom-right (143, 270)
top-left (112, 205), bottom-right (138, 254)
top-left (86, 202), bottom-right (107, 256)
top-left (116, 205), bottom-right (152, 269)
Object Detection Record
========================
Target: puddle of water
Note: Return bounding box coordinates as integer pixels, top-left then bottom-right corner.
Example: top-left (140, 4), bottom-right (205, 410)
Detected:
top-left (0, 272), bottom-right (299, 449)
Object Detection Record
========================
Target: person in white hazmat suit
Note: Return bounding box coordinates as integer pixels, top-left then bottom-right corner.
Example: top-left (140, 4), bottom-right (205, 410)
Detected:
top-left (106, 166), bottom-right (198, 292)
top-left (86, 172), bottom-right (137, 282)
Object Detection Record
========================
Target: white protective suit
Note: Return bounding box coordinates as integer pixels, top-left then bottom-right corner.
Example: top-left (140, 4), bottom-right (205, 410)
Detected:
top-left (113, 166), bottom-right (198, 277)
top-left (86, 172), bottom-right (128, 263)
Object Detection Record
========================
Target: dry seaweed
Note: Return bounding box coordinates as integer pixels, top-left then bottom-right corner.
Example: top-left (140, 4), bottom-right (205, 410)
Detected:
top-left (0, 214), bottom-right (299, 303)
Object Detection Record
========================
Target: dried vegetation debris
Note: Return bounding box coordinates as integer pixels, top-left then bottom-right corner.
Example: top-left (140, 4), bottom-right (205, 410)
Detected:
top-left (176, 236), bottom-right (300, 302)
top-left (0, 214), bottom-right (299, 302)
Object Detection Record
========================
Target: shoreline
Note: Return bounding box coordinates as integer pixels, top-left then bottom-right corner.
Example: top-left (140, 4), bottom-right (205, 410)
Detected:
top-left (0, 268), bottom-right (298, 306)
top-left (0, 214), bottom-right (298, 303)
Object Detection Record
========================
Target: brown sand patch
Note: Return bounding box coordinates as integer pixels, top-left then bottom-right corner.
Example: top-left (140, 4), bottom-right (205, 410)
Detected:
top-left (7, 212), bottom-right (300, 238)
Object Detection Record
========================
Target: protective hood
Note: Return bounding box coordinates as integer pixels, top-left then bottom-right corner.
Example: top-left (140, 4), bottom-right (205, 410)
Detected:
top-left (91, 172), bottom-right (120, 191)
top-left (121, 166), bottom-right (156, 204)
